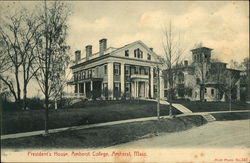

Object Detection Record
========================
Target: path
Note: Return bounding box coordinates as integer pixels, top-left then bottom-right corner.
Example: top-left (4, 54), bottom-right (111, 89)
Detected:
top-left (145, 99), bottom-right (193, 113)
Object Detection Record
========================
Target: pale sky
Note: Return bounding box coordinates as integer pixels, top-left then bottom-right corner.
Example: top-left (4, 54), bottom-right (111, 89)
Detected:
top-left (0, 1), bottom-right (249, 97)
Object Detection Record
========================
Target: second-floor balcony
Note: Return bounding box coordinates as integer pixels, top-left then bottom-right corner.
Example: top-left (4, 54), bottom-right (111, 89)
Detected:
top-left (130, 74), bottom-right (149, 80)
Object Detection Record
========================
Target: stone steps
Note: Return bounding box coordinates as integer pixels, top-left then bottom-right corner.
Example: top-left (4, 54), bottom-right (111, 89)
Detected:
top-left (202, 114), bottom-right (216, 122)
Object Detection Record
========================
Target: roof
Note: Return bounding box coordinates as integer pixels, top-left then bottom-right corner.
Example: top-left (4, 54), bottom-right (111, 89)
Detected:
top-left (191, 47), bottom-right (213, 52)
top-left (71, 40), bottom-right (161, 69)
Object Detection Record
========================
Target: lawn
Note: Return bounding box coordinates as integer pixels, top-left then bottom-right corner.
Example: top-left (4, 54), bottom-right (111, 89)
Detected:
top-left (211, 111), bottom-right (250, 121)
top-left (1, 100), bottom-right (181, 135)
top-left (1, 115), bottom-right (206, 149)
top-left (173, 100), bottom-right (250, 112)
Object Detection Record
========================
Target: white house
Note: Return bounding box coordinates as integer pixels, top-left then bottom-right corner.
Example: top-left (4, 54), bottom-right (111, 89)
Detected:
top-left (68, 39), bottom-right (165, 100)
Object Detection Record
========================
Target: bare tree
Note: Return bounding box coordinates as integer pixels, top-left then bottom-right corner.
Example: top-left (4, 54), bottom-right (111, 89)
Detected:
top-left (0, 13), bottom-right (23, 103)
top-left (0, 9), bottom-right (43, 109)
top-left (162, 21), bottom-right (184, 117)
top-left (33, 1), bottom-right (70, 134)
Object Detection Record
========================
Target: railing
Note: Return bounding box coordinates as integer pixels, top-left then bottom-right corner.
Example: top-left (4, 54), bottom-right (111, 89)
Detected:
top-left (130, 74), bottom-right (149, 79)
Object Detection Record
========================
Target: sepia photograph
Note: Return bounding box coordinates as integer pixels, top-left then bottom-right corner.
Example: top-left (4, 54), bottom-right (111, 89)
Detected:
top-left (0, 0), bottom-right (249, 162)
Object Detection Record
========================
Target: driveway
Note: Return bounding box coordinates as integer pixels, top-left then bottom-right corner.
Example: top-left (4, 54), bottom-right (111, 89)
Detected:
top-left (111, 120), bottom-right (250, 148)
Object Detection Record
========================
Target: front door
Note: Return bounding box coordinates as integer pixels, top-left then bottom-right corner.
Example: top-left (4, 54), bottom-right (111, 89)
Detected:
top-left (138, 82), bottom-right (145, 97)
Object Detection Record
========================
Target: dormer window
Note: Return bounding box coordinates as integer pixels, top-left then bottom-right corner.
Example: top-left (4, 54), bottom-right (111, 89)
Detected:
top-left (147, 54), bottom-right (151, 60)
top-left (125, 50), bottom-right (129, 57)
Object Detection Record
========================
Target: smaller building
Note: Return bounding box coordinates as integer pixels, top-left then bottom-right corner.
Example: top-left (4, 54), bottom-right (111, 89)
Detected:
top-left (163, 46), bottom-right (242, 102)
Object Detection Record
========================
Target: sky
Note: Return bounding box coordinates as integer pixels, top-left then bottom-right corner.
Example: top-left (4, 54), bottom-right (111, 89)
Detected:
top-left (0, 1), bottom-right (249, 98)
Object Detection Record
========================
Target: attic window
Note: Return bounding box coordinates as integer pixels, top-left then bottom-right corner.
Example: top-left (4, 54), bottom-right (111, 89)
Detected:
top-left (134, 48), bottom-right (143, 59)
top-left (125, 50), bottom-right (129, 57)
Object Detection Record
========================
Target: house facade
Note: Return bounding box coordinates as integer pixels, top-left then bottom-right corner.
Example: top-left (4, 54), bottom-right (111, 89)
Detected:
top-left (163, 47), bottom-right (242, 102)
top-left (68, 39), bottom-right (165, 100)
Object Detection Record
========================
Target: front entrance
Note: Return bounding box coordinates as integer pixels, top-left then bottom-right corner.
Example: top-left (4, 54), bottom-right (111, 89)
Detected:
top-left (132, 80), bottom-right (148, 98)
top-left (138, 82), bottom-right (145, 97)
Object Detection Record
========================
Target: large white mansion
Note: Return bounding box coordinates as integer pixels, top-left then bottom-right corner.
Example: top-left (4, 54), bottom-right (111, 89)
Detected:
top-left (68, 39), bottom-right (165, 100)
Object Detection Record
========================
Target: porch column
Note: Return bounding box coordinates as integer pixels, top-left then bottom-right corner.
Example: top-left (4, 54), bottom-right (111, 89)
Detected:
top-left (83, 82), bottom-right (86, 95)
top-left (120, 63), bottom-right (125, 96)
top-left (108, 62), bottom-right (114, 99)
top-left (135, 81), bottom-right (137, 98)
top-left (160, 70), bottom-right (164, 99)
top-left (150, 67), bottom-right (154, 98)
top-left (90, 81), bottom-right (93, 91)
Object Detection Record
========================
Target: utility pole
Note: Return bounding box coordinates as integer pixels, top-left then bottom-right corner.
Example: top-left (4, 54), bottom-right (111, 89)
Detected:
top-left (44, 0), bottom-right (49, 135)
top-left (157, 67), bottom-right (160, 120)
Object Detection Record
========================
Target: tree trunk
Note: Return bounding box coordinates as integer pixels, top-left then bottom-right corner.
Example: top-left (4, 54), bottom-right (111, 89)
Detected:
top-left (15, 68), bottom-right (21, 102)
top-left (23, 82), bottom-right (27, 110)
top-left (44, 82), bottom-right (49, 135)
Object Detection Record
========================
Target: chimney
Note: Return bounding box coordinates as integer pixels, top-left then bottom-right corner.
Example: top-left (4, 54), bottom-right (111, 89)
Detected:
top-left (99, 38), bottom-right (107, 56)
top-left (184, 60), bottom-right (188, 67)
top-left (85, 45), bottom-right (92, 61)
top-left (149, 48), bottom-right (153, 51)
top-left (75, 50), bottom-right (81, 63)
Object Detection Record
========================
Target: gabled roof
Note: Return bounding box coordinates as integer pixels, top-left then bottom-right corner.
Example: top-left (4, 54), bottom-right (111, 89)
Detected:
top-left (110, 40), bottom-right (161, 61)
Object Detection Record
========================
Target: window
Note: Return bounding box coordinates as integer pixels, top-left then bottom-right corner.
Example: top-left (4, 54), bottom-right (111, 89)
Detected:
top-left (82, 71), bottom-right (85, 79)
top-left (140, 67), bottom-right (145, 75)
top-left (88, 69), bottom-right (92, 78)
top-left (153, 68), bottom-right (157, 77)
top-left (145, 67), bottom-right (149, 75)
top-left (131, 67), bottom-right (135, 75)
top-left (135, 66), bottom-right (139, 74)
top-left (114, 82), bottom-right (121, 97)
top-left (125, 50), bottom-right (129, 57)
top-left (154, 85), bottom-right (157, 93)
top-left (78, 72), bottom-right (81, 80)
top-left (139, 50), bottom-right (143, 58)
top-left (104, 65), bottom-right (107, 74)
top-left (114, 64), bottom-right (120, 75)
top-left (147, 54), bottom-right (151, 60)
top-left (211, 89), bottom-right (214, 96)
top-left (204, 88), bottom-right (207, 94)
top-left (125, 65), bottom-right (130, 75)
top-left (134, 48), bottom-right (143, 59)
top-left (125, 83), bottom-right (130, 93)
top-left (92, 69), bottom-right (95, 77)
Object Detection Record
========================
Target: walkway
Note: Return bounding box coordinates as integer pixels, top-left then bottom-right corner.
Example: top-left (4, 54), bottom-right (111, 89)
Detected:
top-left (2, 110), bottom-right (248, 140)
top-left (145, 99), bottom-right (193, 113)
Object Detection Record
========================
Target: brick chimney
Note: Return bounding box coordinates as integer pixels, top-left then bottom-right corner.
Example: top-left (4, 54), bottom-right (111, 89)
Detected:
top-left (75, 50), bottom-right (81, 63)
top-left (85, 45), bottom-right (92, 61)
top-left (99, 38), bottom-right (107, 56)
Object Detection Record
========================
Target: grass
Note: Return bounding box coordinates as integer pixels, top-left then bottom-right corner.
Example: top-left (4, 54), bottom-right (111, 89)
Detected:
top-left (1, 115), bottom-right (207, 149)
top-left (1, 100), bottom-right (182, 135)
top-left (173, 100), bottom-right (250, 112)
top-left (212, 111), bottom-right (250, 121)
